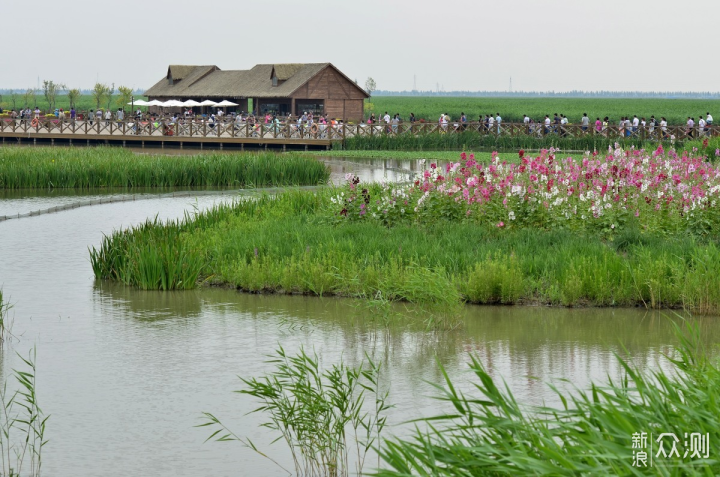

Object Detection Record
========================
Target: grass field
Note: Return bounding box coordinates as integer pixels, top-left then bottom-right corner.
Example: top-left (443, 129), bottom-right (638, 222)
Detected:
top-left (368, 96), bottom-right (720, 127)
top-left (3, 94), bottom-right (717, 127)
top-left (0, 94), bottom-right (148, 114)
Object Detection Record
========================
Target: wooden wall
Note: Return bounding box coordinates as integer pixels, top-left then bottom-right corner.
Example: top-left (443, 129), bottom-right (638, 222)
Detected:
top-left (291, 66), bottom-right (366, 121)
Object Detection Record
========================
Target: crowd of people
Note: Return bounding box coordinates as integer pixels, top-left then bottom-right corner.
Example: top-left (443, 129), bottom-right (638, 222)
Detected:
top-left (2, 105), bottom-right (717, 139)
top-left (363, 110), bottom-right (716, 138)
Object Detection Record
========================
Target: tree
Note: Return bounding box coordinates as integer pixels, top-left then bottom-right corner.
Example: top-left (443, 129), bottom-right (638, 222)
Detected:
top-left (67, 89), bottom-right (81, 109)
top-left (9, 90), bottom-right (18, 111)
top-left (23, 89), bottom-right (37, 109)
top-left (116, 86), bottom-right (133, 110)
top-left (42, 80), bottom-right (67, 111)
top-left (105, 83), bottom-right (115, 111)
top-left (91, 83), bottom-right (109, 110)
top-left (365, 77), bottom-right (377, 97)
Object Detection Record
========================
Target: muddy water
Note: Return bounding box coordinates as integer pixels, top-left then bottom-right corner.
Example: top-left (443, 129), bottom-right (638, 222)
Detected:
top-left (0, 156), bottom-right (718, 476)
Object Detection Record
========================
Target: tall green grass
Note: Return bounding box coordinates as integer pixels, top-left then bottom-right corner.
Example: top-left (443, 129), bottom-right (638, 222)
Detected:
top-left (200, 346), bottom-right (389, 476)
top-left (89, 189), bottom-right (720, 314)
top-left (342, 131), bottom-right (675, 152)
top-left (0, 147), bottom-right (330, 189)
top-left (377, 320), bottom-right (720, 476)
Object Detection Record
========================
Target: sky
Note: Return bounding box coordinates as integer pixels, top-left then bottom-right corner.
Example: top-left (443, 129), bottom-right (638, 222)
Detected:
top-left (2, 0), bottom-right (717, 93)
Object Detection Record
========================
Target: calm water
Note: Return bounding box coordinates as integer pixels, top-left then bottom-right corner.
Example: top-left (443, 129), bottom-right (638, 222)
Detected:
top-left (0, 156), bottom-right (718, 476)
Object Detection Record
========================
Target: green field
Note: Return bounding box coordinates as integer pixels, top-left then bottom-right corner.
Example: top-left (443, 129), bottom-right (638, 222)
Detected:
top-left (0, 93), bottom-right (148, 114)
top-left (368, 96), bottom-right (719, 127)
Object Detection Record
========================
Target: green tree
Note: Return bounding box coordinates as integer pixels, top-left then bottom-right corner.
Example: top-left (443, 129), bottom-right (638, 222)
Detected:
top-left (116, 86), bottom-right (133, 110)
top-left (67, 89), bottom-right (81, 109)
top-left (91, 83), bottom-right (109, 110)
top-left (105, 83), bottom-right (115, 111)
top-left (23, 88), bottom-right (37, 109)
top-left (42, 80), bottom-right (67, 111)
top-left (365, 77), bottom-right (377, 97)
top-left (9, 90), bottom-right (18, 111)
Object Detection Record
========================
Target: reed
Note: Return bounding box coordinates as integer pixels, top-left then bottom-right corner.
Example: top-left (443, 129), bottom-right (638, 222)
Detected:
top-left (342, 131), bottom-right (674, 152)
top-left (199, 346), bottom-right (389, 477)
top-left (0, 347), bottom-right (48, 477)
top-left (89, 188), bottom-right (720, 314)
top-left (376, 320), bottom-right (720, 476)
top-left (0, 147), bottom-right (330, 189)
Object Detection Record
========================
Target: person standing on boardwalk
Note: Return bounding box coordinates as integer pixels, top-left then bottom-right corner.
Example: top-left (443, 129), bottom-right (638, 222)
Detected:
top-left (96, 109), bottom-right (103, 125)
top-left (581, 113), bottom-right (589, 131)
top-left (495, 112), bottom-right (502, 134)
top-left (698, 116), bottom-right (706, 137)
top-left (687, 117), bottom-right (695, 138)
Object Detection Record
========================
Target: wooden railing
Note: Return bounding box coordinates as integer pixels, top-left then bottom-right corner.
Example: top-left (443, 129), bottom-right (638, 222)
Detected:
top-left (0, 118), bottom-right (716, 143)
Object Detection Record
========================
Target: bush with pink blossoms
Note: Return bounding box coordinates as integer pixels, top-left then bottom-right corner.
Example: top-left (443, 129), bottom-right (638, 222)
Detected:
top-left (333, 147), bottom-right (720, 236)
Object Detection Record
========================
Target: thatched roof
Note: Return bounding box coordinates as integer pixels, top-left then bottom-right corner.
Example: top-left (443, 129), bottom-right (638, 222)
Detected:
top-left (168, 65), bottom-right (201, 81)
top-left (145, 63), bottom-right (368, 99)
top-left (272, 64), bottom-right (304, 81)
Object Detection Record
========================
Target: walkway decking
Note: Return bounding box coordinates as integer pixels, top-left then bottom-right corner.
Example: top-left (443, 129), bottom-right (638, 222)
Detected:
top-left (0, 118), bottom-right (714, 149)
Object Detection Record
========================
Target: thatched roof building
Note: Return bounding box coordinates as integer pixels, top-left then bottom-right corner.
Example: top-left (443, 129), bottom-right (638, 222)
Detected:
top-left (145, 63), bottom-right (368, 120)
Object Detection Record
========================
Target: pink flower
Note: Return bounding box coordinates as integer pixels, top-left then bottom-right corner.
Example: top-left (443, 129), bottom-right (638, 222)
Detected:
top-left (497, 221), bottom-right (505, 227)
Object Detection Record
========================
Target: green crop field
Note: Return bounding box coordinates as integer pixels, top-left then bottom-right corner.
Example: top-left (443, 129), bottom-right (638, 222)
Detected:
top-left (367, 96), bottom-right (720, 127)
top-left (0, 94), bottom-right (148, 114)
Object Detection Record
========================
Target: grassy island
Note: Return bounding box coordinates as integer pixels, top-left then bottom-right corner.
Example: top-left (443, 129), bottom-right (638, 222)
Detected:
top-left (90, 146), bottom-right (720, 314)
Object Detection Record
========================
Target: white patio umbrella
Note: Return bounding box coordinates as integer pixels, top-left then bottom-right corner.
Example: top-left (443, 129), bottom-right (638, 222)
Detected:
top-left (198, 100), bottom-right (218, 106)
top-left (128, 99), bottom-right (149, 106)
top-left (182, 100), bottom-right (201, 107)
top-left (146, 100), bottom-right (164, 106)
top-left (162, 100), bottom-right (185, 107)
top-left (214, 100), bottom-right (239, 107)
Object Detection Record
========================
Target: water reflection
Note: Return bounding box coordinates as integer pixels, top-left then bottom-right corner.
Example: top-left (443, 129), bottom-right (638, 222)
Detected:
top-left (92, 281), bottom-right (717, 408)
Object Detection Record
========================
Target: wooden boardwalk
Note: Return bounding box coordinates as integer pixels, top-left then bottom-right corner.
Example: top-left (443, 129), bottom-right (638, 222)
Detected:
top-left (0, 118), bottom-right (715, 149)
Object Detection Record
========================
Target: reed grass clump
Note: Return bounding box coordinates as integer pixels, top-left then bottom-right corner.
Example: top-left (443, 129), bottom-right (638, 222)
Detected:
top-left (0, 147), bottom-right (329, 189)
top-left (200, 346), bottom-right (389, 477)
top-left (343, 131), bottom-right (669, 152)
top-left (377, 320), bottom-right (720, 476)
top-left (89, 187), bottom-right (720, 314)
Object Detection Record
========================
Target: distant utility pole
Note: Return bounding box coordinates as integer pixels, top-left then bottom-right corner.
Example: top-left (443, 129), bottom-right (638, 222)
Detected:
top-left (509, 76), bottom-right (513, 93)
top-left (413, 74), bottom-right (417, 93)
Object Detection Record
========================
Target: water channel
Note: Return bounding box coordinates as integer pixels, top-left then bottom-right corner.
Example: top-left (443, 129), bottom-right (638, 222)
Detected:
top-left (0, 154), bottom-right (718, 476)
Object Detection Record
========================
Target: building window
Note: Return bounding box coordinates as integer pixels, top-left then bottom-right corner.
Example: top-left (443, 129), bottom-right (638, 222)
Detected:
top-left (272, 76), bottom-right (278, 87)
top-left (296, 101), bottom-right (324, 117)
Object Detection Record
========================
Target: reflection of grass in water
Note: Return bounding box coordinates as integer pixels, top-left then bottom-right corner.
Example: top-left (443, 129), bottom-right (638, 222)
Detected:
top-left (378, 319), bottom-right (720, 476)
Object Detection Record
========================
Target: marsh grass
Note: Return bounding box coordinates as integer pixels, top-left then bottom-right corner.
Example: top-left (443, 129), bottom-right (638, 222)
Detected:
top-left (199, 346), bottom-right (390, 477)
top-left (0, 348), bottom-right (48, 477)
top-left (342, 131), bottom-right (670, 152)
top-left (90, 189), bottom-right (720, 314)
top-left (0, 147), bottom-right (330, 189)
top-left (376, 319), bottom-right (720, 476)
top-left (0, 290), bottom-right (11, 343)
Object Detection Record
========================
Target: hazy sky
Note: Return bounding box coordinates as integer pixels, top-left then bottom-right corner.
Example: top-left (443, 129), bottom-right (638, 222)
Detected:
top-left (3, 0), bottom-right (717, 93)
